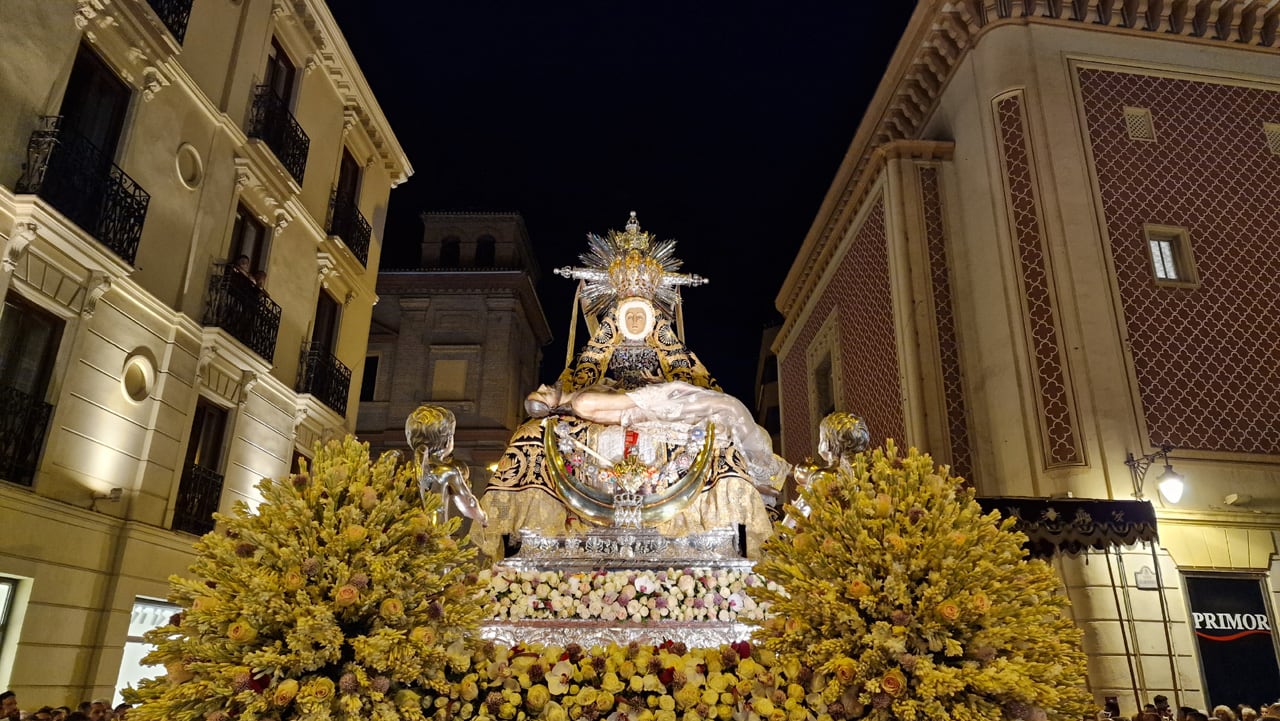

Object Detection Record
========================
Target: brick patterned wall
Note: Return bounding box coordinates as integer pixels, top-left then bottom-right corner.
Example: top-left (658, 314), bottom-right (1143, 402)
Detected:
top-left (1078, 68), bottom-right (1280, 455)
top-left (919, 167), bottom-right (974, 481)
top-left (994, 92), bottom-right (1085, 468)
top-left (779, 195), bottom-right (905, 460)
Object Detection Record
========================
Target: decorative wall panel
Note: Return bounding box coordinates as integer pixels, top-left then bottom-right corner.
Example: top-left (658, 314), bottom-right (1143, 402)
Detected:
top-left (780, 196), bottom-right (905, 460)
top-left (994, 92), bottom-right (1085, 468)
top-left (919, 167), bottom-right (973, 481)
top-left (1078, 67), bottom-right (1280, 455)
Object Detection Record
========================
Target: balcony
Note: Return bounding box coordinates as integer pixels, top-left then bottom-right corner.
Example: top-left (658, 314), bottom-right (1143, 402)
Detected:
top-left (15, 116), bottom-right (150, 265)
top-left (327, 191), bottom-right (372, 266)
top-left (247, 85), bottom-right (309, 184)
top-left (203, 265), bottom-right (281, 363)
top-left (0, 385), bottom-right (53, 487)
top-left (297, 343), bottom-right (351, 416)
top-left (145, 0), bottom-right (193, 44)
top-left (172, 462), bottom-right (223, 536)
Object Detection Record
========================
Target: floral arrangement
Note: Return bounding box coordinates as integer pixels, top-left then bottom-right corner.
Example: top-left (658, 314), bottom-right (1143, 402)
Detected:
top-left (480, 568), bottom-right (781, 623)
top-left (126, 438), bottom-right (489, 721)
top-left (750, 441), bottom-right (1093, 721)
top-left (419, 639), bottom-right (852, 721)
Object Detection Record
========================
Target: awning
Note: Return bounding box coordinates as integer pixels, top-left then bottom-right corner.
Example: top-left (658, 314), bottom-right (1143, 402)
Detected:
top-left (975, 496), bottom-right (1159, 558)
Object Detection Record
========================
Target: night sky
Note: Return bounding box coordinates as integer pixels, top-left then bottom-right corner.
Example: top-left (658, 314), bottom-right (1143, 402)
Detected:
top-left (326, 2), bottom-right (916, 401)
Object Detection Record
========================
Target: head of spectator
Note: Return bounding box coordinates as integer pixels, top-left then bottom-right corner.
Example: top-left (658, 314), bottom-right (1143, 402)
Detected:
top-left (233, 255), bottom-right (251, 276)
top-left (0, 691), bottom-right (18, 721)
top-left (113, 704), bottom-right (131, 720)
top-left (32, 707), bottom-right (54, 721)
top-left (1241, 707), bottom-right (1259, 721)
top-left (87, 700), bottom-right (109, 721)
top-left (1179, 708), bottom-right (1200, 721)
top-left (252, 270), bottom-right (268, 289)
top-left (1214, 706), bottom-right (1238, 721)
top-left (52, 706), bottom-right (70, 721)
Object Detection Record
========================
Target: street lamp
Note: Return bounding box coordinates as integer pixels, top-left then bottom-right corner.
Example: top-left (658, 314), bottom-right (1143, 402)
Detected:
top-left (1124, 444), bottom-right (1184, 504)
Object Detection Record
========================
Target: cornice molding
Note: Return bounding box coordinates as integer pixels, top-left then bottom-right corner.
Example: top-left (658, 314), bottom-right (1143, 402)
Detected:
top-left (272, 0), bottom-right (413, 186)
top-left (776, 140), bottom-right (953, 344)
top-left (777, 0), bottom-right (1280, 326)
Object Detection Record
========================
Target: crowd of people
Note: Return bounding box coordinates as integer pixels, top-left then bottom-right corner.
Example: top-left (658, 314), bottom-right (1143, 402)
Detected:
top-left (1102, 695), bottom-right (1280, 721)
top-left (1, 691), bottom-right (130, 721)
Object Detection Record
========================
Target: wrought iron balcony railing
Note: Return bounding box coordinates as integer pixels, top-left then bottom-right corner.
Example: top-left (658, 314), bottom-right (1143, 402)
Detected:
top-left (15, 116), bottom-right (150, 265)
top-left (0, 385), bottom-right (53, 487)
top-left (327, 190), bottom-right (372, 266)
top-left (145, 0), bottom-right (193, 44)
top-left (297, 342), bottom-right (351, 416)
top-left (172, 462), bottom-right (223, 536)
top-left (203, 264), bottom-right (281, 362)
top-left (247, 85), bottom-right (309, 183)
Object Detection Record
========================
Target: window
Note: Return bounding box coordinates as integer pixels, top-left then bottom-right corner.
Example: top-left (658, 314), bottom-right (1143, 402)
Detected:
top-left (359, 355), bottom-right (379, 402)
top-left (264, 38), bottom-right (296, 105)
top-left (813, 353), bottom-right (835, 418)
top-left (112, 597), bottom-right (180, 705)
top-left (440, 236), bottom-right (461, 267)
top-left (431, 359), bottom-right (467, 400)
top-left (335, 149), bottom-right (361, 211)
top-left (229, 205), bottom-right (269, 274)
top-left (312, 291), bottom-right (341, 354)
top-left (0, 577), bottom-right (18, 656)
top-left (61, 44), bottom-right (131, 161)
top-left (1143, 224), bottom-right (1198, 287)
top-left (0, 295), bottom-right (63, 486)
top-left (185, 398), bottom-right (228, 472)
top-left (475, 235), bottom-right (496, 266)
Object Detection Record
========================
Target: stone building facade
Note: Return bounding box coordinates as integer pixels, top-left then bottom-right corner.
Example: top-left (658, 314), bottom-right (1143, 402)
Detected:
top-left (356, 212), bottom-right (550, 495)
top-left (776, 1), bottom-right (1280, 712)
top-left (0, 0), bottom-right (408, 705)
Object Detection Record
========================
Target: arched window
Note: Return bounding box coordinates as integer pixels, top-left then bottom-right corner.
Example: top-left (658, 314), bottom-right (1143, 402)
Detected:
top-left (475, 235), bottom-right (496, 267)
top-left (440, 236), bottom-right (460, 267)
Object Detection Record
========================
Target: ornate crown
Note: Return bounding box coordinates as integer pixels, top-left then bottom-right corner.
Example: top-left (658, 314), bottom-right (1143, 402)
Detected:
top-left (554, 212), bottom-right (708, 315)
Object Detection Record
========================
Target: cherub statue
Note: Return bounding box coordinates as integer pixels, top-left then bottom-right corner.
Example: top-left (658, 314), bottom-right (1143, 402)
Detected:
top-left (405, 405), bottom-right (487, 526)
top-left (783, 411), bottom-right (870, 527)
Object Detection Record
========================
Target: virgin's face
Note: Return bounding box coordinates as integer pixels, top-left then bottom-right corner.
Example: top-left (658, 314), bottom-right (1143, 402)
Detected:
top-left (624, 308), bottom-right (647, 335)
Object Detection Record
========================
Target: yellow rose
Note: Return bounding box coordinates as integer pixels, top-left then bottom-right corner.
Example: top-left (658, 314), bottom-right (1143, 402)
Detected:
top-left (411, 626), bottom-right (436, 645)
top-left (674, 685), bottom-right (700, 709)
top-left (734, 678), bottom-right (753, 696)
top-left (636, 710), bottom-right (655, 721)
top-left (345, 524), bottom-right (368, 545)
top-left (831, 658), bottom-right (856, 686)
top-left (381, 598), bottom-right (404, 618)
top-left (971, 592), bottom-right (992, 614)
top-left (737, 658), bottom-right (761, 680)
top-left (576, 688), bottom-right (599, 708)
top-left (655, 710), bottom-right (678, 721)
top-left (191, 596), bottom-right (220, 613)
top-left (526, 685), bottom-right (550, 712)
top-left (595, 692), bottom-right (614, 712)
top-left (701, 691), bottom-right (718, 707)
top-left (619, 660), bottom-right (637, 679)
top-left (883, 534), bottom-right (906, 552)
top-left (659, 695), bottom-right (676, 712)
top-left (783, 617), bottom-right (802, 634)
top-left (719, 694), bottom-right (734, 706)
top-left (227, 618), bottom-right (257, 644)
top-left (546, 702), bottom-right (568, 721)
top-left (880, 668), bottom-right (907, 697)
top-left (717, 705), bottom-right (733, 721)
top-left (408, 513), bottom-right (431, 532)
top-left (630, 675), bottom-right (644, 692)
top-left (460, 676), bottom-right (479, 701)
top-left (846, 579), bottom-right (870, 599)
top-left (499, 702), bottom-right (517, 719)
top-left (334, 585), bottom-right (360, 607)
top-left (788, 707), bottom-right (807, 721)
top-left (273, 679), bottom-right (299, 706)
top-left (600, 672), bottom-right (625, 694)
top-left (786, 685), bottom-right (804, 702)
top-left (769, 710), bottom-right (787, 721)
top-left (754, 699), bottom-right (775, 716)
top-left (938, 600), bottom-right (961, 622)
top-left (298, 676), bottom-right (335, 704)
